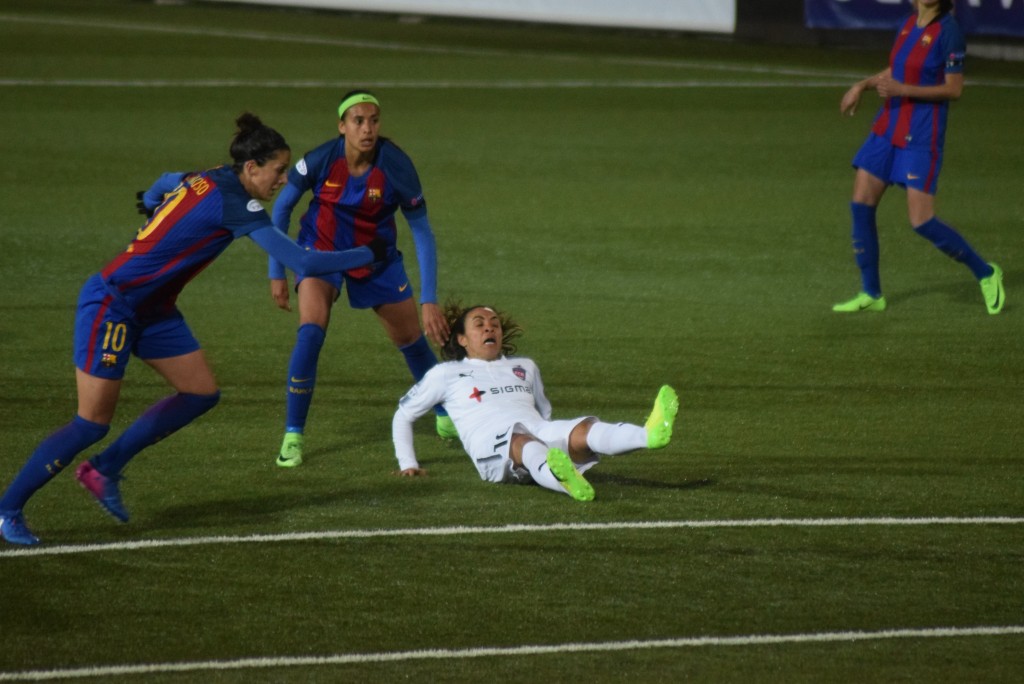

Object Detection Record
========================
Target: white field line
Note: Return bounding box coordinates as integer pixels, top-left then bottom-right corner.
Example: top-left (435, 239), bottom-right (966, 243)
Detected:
top-left (2, 517), bottom-right (1022, 559)
top-left (3, 12), bottom-right (1022, 89)
top-left (0, 13), bottom-right (851, 77)
top-left (0, 78), bottom-right (855, 89)
top-left (0, 625), bottom-right (1022, 681)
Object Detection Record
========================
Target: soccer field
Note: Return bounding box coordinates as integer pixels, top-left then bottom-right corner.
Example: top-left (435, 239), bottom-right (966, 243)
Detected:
top-left (1, 1), bottom-right (1022, 681)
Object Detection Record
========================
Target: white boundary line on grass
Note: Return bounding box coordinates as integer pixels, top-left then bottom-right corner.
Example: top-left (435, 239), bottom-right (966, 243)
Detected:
top-left (2, 13), bottom-right (1023, 88)
top-left (2, 516), bottom-right (1022, 559)
top-left (0, 625), bottom-right (1022, 681)
top-left (0, 78), bottom-right (854, 89)
top-left (1, 13), bottom-right (843, 76)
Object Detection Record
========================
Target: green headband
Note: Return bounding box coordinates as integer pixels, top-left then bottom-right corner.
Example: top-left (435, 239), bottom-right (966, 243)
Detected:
top-left (338, 93), bottom-right (380, 119)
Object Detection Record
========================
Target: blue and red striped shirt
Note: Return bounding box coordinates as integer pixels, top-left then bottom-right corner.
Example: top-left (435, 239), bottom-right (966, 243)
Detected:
top-left (102, 166), bottom-right (272, 320)
top-left (870, 13), bottom-right (965, 152)
top-left (274, 137), bottom-right (427, 280)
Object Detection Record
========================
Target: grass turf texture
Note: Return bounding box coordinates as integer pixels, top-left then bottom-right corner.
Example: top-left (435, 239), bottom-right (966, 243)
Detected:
top-left (1, 1), bottom-right (1023, 681)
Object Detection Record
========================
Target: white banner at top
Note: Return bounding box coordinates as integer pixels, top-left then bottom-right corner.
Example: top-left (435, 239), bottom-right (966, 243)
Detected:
top-left (208, 0), bottom-right (737, 34)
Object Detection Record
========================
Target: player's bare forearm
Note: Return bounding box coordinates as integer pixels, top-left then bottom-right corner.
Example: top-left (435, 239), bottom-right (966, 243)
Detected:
top-left (421, 302), bottom-right (449, 345)
top-left (878, 73), bottom-right (963, 102)
top-left (270, 278), bottom-right (291, 312)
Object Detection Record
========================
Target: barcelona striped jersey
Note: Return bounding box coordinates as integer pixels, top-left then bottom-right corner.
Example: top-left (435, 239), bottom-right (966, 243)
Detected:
top-left (101, 166), bottom-right (272, 321)
top-left (871, 13), bottom-right (965, 152)
top-left (286, 137), bottom-right (426, 280)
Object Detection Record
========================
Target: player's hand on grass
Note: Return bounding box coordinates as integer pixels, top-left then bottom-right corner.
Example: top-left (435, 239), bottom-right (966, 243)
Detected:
top-left (395, 468), bottom-right (428, 477)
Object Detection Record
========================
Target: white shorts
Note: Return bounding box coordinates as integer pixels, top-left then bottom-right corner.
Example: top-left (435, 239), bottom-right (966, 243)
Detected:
top-left (465, 416), bottom-right (593, 484)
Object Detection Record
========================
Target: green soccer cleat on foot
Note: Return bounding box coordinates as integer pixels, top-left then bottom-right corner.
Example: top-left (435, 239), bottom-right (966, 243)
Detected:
top-left (546, 448), bottom-right (594, 502)
top-left (435, 415), bottom-right (458, 439)
top-left (980, 263), bottom-right (1005, 315)
top-left (276, 432), bottom-right (303, 468)
top-left (832, 292), bottom-right (887, 313)
top-left (645, 385), bottom-right (679, 450)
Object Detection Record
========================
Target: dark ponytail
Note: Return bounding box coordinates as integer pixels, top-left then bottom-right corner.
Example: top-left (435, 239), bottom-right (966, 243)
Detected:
top-left (230, 112), bottom-right (289, 173)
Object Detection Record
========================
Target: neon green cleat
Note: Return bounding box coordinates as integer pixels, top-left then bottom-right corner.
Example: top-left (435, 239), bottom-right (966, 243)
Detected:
top-left (645, 385), bottom-right (679, 450)
top-left (980, 263), bottom-right (1005, 315)
top-left (276, 432), bottom-right (303, 468)
top-left (435, 415), bottom-right (458, 439)
top-left (832, 292), bottom-right (887, 313)
top-left (546, 448), bottom-right (594, 502)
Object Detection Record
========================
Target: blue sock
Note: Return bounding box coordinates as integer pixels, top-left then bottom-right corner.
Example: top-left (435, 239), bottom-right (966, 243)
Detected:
top-left (92, 392), bottom-right (220, 476)
top-left (285, 323), bottom-right (326, 432)
top-left (0, 416), bottom-right (109, 512)
top-left (850, 202), bottom-right (882, 298)
top-left (399, 335), bottom-right (447, 417)
top-left (914, 217), bottom-right (992, 280)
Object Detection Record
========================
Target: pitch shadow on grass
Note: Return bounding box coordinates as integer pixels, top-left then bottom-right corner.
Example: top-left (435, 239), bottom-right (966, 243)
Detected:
top-left (587, 472), bottom-right (714, 491)
top-left (887, 274), bottom-right (1000, 309)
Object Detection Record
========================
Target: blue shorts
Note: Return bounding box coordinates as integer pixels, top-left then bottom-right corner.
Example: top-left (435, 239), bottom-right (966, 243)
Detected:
top-left (852, 133), bottom-right (942, 195)
top-left (296, 253), bottom-right (414, 310)
top-left (73, 275), bottom-right (201, 379)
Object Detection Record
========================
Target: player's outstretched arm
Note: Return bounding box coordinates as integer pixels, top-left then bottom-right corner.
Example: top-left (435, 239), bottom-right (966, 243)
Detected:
top-left (249, 225), bottom-right (382, 277)
top-left (268, 182), bottom-right (304, 281)
top-left (392, 407), bottom-right (426, 476)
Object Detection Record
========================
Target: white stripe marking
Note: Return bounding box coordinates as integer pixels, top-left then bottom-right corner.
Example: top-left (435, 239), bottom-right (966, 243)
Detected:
top-left (3, 517), bottom-right (1022, 559)
top-left (3, 13), bottom-right (1022, 88)
top-left (0, 78), bottom-right (857, 89)
top-left (0, 625), bottom-right (1021, 681)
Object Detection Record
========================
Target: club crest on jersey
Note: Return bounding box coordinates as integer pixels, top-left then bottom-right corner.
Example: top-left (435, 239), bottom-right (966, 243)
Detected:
top-left (512, 365), bottom-right (526, 381)
top-left (921, 35), bottom-right (933, 46)
top-left (368, 187), bottom-right (382, 203)
top-left (101, 353), bottom-right (118, 368)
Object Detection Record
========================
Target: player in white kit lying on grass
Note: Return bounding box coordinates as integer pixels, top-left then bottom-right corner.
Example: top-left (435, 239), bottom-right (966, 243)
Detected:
top-left (391, 302), bottom-right (679, 501)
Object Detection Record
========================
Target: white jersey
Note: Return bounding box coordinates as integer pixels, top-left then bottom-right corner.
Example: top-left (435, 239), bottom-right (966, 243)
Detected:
top-left (393, 356), bottom-right (553, 476)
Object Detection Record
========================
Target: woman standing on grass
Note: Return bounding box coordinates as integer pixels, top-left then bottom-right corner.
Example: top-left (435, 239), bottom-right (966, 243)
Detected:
top-left (0, 113), bottom-right (383, 546)
top-left (832, 0), bottom-right (1004, 314)
top-left (391, 302), bottom-right (679, 501)
top-left (268, 90), bottom-right (453, 469)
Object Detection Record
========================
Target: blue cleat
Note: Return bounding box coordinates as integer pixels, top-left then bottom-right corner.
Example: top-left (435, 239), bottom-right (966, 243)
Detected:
top-left (76, 461), bottom-right (129, 522)
top-left (0, 510), bottom-right (40, 546)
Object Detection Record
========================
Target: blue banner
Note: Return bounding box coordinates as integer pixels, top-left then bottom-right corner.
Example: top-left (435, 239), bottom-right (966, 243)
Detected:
top-left (804, 0), bottom-right (1024, 38)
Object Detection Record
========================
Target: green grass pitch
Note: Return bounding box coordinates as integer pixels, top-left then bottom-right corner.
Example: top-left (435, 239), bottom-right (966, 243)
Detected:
top-left (1, 1), bottom-right (1022, 681)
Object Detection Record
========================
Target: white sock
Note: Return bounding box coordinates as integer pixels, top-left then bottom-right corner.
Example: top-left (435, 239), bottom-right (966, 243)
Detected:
top-left (520, 441), bottom-right (572, 496)
top-left (585, 422), bottom-right (646, 455)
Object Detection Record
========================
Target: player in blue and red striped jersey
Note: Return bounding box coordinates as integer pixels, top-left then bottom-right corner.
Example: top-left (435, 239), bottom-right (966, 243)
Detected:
top-left (833, 0), bottom-right (1004, 315)
top-left (0, 113), bottom-right (383, 546)
top-left (268, 90), bottom-right (453, 468)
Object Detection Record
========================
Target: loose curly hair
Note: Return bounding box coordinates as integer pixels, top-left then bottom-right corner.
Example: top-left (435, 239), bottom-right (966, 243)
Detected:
top-left (440, 299), bottom-right (523, 361)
